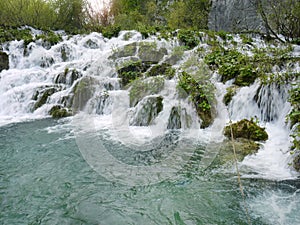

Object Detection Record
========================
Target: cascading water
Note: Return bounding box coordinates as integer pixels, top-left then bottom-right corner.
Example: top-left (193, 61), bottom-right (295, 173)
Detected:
top-left (1, 28), bottom-right (300, 224)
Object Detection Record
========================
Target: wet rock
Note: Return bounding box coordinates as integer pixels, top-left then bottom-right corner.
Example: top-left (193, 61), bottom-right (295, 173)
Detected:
top-left (109, 43), bottom-right (137, 60)
top-left (84, 39), bottom-right (100, 49)
top-left (72, 76), bottom-right (98, 112)
top-left (49, 105), bottom-right (72, 118)
top-left (212, 138), bottom-right (260, 166)
top-left (130, 96), bottom-right (163, 126)
top-left (117, 60), bottom-right (152, 87)
top-left (167, 107), bottom-right (181, 129)
top-left (55, 68), bottom-right (82, 86)
top-left (129, 76), bottom-right (165, 107)
top-left (224, 119), bottom-right (268, 141)
top-left (293, 154), bottom-right (300, 172)
top-left (33, 87), bottom-right (61, 110)
top-left (147, 63), bottom-right (175, 79)
top-left (0, 51), bottom-right (9, 72)
top-left (138, 42), bottom-right (167, 63)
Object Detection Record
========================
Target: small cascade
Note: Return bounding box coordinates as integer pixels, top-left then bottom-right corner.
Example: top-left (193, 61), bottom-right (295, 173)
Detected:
top-left (227, 79), bottom-right (296, 179)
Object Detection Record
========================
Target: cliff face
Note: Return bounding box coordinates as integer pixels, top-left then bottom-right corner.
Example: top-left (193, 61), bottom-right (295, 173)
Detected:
top-left (208, 0), bottom-right (264, 32)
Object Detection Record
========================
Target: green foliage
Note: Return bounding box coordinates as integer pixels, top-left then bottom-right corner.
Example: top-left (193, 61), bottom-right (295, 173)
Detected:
top-left (0, 0), bottom-right (85, 32)
top-left (0, 27), bottom-right (33, 44)
top-left (240, 34), bottom-right (253, 45)
top-left (177, 71), bottom-right (215, 128)
top-left (102, 25), bottom-right (121, 39)
top-left (223, 86), bottom-right (237, 106)
top-left (117, 60), bottom-right (151, 87)
top-left (36, 31), bottom-right (62, 46)
top-left (147, 63), bottom-right (175, 79)
top-left (224, 119), bottom-right (268, 141)
top-left (177, 29), bottom-right (200, 50)
top-left (205, 48), bottom-right (258, 86)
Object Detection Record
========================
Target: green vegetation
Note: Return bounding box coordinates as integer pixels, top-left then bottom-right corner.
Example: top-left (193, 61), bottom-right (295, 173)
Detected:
top-left (177, 71), bottom-right (215, 128)
top-left (49, 105), bottom-right (72, 118)
top-left (289, 82), bottom-right (300, 152)
top-left (117, 60), bottom-right (151, 87)
top-left (224, 119), bottom-right (268, 141)
top-left (223, 86), bottom-right (238, 106)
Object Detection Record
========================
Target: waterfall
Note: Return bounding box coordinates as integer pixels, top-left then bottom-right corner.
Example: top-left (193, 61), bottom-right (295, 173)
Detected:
top-left (0, 28), bottom-right (298, 180)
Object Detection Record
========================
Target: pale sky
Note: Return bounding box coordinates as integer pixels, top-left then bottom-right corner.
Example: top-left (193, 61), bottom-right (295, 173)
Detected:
top-left (87, 0), bottom-right (110, 12)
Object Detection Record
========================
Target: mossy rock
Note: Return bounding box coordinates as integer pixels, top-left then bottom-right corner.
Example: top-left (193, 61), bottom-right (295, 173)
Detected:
top-left (224, 119), bottom-right (268, 141)
top-left (147, 63), bottom-right (175, 79)
top-left (138, 42), bottom-right (167, 63)
top-left (177, 71), bottom-right (216, 128)
top-left (167, 106), bottom-right (181, 129)
top-left (130, 96), bottom-right (163, 126)
top-left (55, 68), bottom-right (82, 85)
top-left (72, 76), bottom-right (98, 112)
top-left (109, 43), bottom-right (137, 60)
top-left (223, 86), bottom-right (238, 106)
top-left (293, 154), bottom-right (300, 172)
top-left (117, 60), bottom-right (151, 87)
top-left (212, 139), bottom-right (260, 166)
top-left (49, 105), bottom-right (72, 118)
top-left (33, 87), bottom-right (60, 110)
top-left (129, 76), bottom-right (165, 107)
top-left (0, 51), bottom-right (9, 72)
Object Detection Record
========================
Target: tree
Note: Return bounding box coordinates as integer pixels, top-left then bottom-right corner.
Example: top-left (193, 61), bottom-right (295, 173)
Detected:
top-left (254, 0), bottom-right (300, 41)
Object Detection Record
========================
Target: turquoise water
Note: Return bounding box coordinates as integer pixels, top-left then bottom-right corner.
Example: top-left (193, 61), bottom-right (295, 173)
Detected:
top-left (1, 119), bottom-right (300, 225)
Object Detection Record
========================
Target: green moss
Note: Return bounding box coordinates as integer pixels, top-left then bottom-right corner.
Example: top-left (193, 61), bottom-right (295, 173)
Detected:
top-left (33, 87), bottom-right (58, 110)
top-left (224, 119), bottom-right (268, 141)
top-left (0, 27), bottom-right (33, 44)
top-left (212, 139), bottom-right (260, 166)
top-left (129, 76), bottom-right (165, 107)
top-left (147, 63), bottom-right (175, 79)
top-left (117, 60), bottom-right (151, 87)
top-left (36, 31), bottom-right (62, 45)
top-left (223, 86), bottom-right (238, 106)
top-left (49, 105), bottom-right (72, 118)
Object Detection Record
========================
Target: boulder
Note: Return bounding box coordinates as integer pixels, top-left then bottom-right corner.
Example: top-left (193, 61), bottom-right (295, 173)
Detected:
top-left (130, 96), bottom-right (163, 126)
top-left (33, 87), bottom-right (60, 110)
top-left (72, 76), bottom-right (98, 112)
top-left (294, 154), bottom-right (300, 172)
top-left (109, 43), bottom-right (137, 60)
top-left (167, 106), bottom-right (181, 129)
top-left (224, 119), bottom-right (268, 141)
top-left (138, 42), bottom-right (167, 63)
top-left (0, 51), bottom-right (9, 72)
top-left (49, 105), bottom-right (72, 118)
top-left (55, 68), bottom-right (82, 86)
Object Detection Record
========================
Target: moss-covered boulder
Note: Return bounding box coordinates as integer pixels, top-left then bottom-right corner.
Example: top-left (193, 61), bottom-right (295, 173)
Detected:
top-left (224, 119), bottom-right (268, 141)
top-left (147, 63), bottom-right (175, 79)
top-left (109, 43), bottom-right (137, 60)
top-left (129, 76), bottom-right (165, 107)
top-left (212, 139), bottom-right (260, 166)
top-left (33, 87), bottom-right (60, 110)
top-left (138, 42), bottom-right (167, 63)
top-left (72, 76), bottom-right (98, 112)
top-left (130, 96), bottom-right (163, 126)
top-left (49, 105), bottom-right (72, 118)
top-left (0, 51), bottom-right (9, 72)
top-left (117, 60), bottom-right (151, 87)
